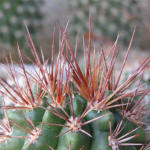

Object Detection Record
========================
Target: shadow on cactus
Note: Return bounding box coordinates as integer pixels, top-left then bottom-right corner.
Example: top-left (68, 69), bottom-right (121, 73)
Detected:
top-left (0, 16), bottom-right (150, 150)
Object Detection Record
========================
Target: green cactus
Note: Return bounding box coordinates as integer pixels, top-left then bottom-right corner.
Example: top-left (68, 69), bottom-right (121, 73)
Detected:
top-left (69, 0), bottom-right (140, 45)
top-left (0, 17), bottom-right (150, 150)
top-left (0, 0), bottom-right (43, 49)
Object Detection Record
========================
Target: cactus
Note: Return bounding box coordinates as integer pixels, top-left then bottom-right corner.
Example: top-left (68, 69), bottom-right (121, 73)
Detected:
top-left (0, 17), bottom-right (150, 150)
top-left (69, 0), bottom-right (140, 45)
top-left (0, 0), bottom-right (43, 49)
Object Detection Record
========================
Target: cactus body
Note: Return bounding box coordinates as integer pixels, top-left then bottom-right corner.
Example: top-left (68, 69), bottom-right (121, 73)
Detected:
top-left (57, 123), bottom-right (92, 150)
top-left (0, 128), bottom-right (26, 150)
top-left (91, 131), bottom-right (111, 150)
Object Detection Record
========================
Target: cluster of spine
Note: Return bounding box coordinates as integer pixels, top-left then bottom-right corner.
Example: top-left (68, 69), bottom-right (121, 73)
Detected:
top-left (69, 0), bottom-right (140, 44)
top-left (0, 0), bottom-right (43, 49)
top-left (0, 17), bottom-right (150, 150)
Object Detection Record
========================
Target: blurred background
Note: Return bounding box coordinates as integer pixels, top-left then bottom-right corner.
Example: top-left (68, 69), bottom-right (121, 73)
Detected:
top-left (0, 0), bottom-right (150, 63)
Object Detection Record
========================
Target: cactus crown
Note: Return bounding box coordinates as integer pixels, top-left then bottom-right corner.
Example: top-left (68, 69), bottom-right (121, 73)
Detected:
top-left (0, 16), bottom-right (150, 150)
